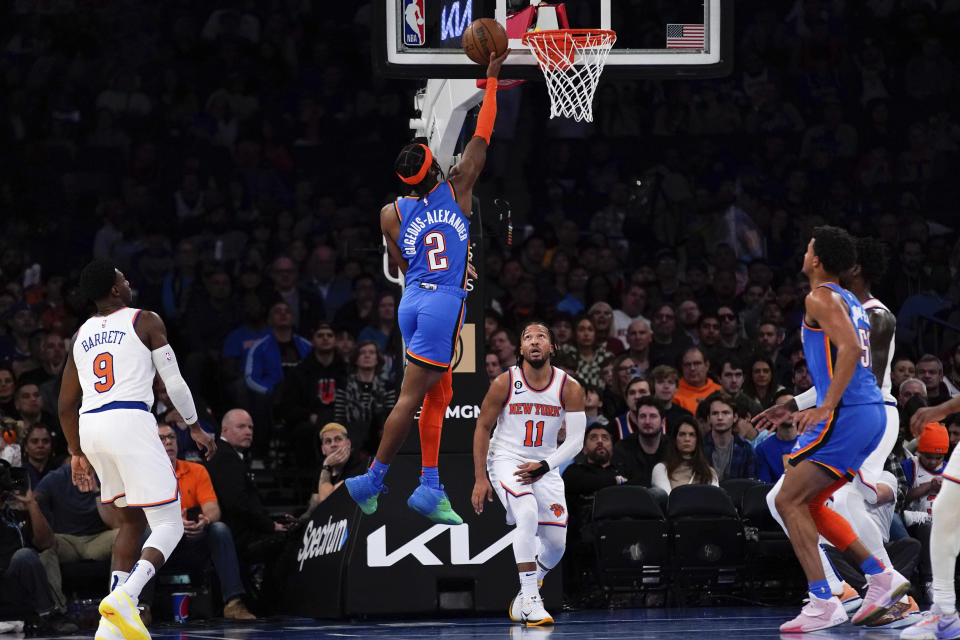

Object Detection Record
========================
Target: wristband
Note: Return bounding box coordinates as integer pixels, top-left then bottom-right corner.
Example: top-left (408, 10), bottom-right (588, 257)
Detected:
top-left (529, 461), bottom-right (549, 478)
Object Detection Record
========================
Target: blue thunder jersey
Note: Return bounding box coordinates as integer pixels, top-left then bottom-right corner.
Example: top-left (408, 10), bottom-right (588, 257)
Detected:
top-left (801, 282), bottom-right (883, 407)
top-left (395, 182), bottom-right (470, 290)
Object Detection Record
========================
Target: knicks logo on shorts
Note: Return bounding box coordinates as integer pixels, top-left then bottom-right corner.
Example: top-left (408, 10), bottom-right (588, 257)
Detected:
top-left (549, 504), bottom-right (564, 518)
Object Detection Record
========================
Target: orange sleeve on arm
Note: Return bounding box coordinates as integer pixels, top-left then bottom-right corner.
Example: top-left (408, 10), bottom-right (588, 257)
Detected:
top-left (473, 78), bottom-right (498, 145)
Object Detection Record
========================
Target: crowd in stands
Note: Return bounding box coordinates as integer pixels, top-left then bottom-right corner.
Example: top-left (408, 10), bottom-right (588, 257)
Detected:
top-left (1, 0), bottom-right (960, 626)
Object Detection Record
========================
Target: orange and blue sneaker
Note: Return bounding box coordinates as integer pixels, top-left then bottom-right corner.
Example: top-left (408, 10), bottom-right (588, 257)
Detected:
top-left (407, 477), bottom-right (463, 525)
top-left (345, 473), bottom-right (387, 515)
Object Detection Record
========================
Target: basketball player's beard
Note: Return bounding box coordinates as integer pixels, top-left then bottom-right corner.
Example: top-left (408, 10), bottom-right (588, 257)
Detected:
top-left (525, 355), bottom-right (549, 369)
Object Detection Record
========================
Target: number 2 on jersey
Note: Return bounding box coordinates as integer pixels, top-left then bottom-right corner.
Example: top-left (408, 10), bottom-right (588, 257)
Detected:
top-left (524, 420), bottom-right (544, 447)
top-left (93, 352), bottom-right (115, 393)
top-left (424, 231), bottom-right (449, 271)
top-left (857, 328), bottom-right (872, 368)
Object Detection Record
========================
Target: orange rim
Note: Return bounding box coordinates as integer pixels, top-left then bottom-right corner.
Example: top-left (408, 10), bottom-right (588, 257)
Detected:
top-left (521, 29), bottom-right (616, 71)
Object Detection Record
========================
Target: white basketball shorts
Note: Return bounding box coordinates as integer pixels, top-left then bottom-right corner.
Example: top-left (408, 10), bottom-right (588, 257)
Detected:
top-left (487, 456), bottom-right (568, 528)
top-left (80, 406), bottom-right (179, 508)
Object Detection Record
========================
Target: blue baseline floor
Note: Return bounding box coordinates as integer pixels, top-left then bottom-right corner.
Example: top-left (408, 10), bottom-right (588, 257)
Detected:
top-left (33, 608), bottom-right (907, 640)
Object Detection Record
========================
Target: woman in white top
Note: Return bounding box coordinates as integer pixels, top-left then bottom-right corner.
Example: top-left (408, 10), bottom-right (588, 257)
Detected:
top-left (651, 417), bottom-right (719, 495)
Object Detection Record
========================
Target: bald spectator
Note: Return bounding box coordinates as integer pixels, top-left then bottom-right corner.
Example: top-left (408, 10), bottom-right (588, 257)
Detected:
top-left (205, 409), bottom-right (293, 563)
top-left (613, 283), bottom-right (649, 348)
top-left (624, 319), bottom-right (652, 377)
top-left (672, 346), bottom-right (722, 415)
top-left (304, 246), bottom-right (352, 319)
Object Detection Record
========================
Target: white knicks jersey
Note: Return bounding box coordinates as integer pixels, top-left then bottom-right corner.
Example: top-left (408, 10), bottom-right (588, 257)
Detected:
top-left (74, 307), bottom-right (155, 413)
top-left (863, 297), bottom-right (895, 403)
top-left (489, 365), bottom-right (568, 463)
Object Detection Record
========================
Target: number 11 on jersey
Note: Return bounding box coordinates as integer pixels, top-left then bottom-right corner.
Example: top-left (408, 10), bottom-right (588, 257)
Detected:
top-left (524, 420), bottom-right (544, 447)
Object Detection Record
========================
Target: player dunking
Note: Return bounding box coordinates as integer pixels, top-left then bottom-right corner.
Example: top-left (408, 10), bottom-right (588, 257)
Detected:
top-left (761, 227), bottom-right (908, 632)
top-left (900, 395), bottom-right (960, 640)
top-left (758, 236), bottom-right (916, 625)
top-left (346, 49), bottom-right (510, 524)
top-left (59, 261), bottom-right (215, 640)
top-left (472, 321), bottom-right (586, 625)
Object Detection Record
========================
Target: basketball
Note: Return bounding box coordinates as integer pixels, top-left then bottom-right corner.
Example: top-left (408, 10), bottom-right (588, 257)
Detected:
top-left (462, 18), bottom-right (508, 65)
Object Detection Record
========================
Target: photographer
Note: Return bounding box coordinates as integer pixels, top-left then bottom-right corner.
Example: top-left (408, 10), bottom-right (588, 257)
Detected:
top-left (0, 461), bottom-right (77, 633)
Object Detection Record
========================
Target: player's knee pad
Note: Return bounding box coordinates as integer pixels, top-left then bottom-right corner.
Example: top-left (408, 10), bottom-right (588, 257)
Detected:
top-left (536, 524), bottom-right (566, 569)
top-left (142, 500), bottom-right (184, 561)
top-left (510, 497), bottom-right (539, 564)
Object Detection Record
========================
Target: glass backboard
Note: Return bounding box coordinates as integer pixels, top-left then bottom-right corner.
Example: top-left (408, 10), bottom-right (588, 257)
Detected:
top-left (374, 0), bottom-right (732, 79)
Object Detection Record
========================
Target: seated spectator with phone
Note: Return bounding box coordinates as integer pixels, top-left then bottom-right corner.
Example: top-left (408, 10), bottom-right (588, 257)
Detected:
top-left (157, 423), bottom-right (255, 620)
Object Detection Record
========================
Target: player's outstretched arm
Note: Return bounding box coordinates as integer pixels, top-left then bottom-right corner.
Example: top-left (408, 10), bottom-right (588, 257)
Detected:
top-left (911, 395), bottom-right (960, 434)
top-left (136, 310), bottom-right (216, 460)
top-left (472, 371), bottom-right (510, 514)
top-left (380, 203), bottom-right (409, 276)
top-left (794, 289), bottom-right (860, 432)
top-left (450, 49), bottom-right (510, 212)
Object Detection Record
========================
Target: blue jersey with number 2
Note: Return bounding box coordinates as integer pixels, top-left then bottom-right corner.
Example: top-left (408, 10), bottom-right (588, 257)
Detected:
top-left (801, 282), bottom-right (883, 407)
top-left (395, 182), bottom-right (470, 289)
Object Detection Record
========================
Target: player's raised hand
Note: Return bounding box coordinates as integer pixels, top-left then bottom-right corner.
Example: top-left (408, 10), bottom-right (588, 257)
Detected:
top-left (793, 406), bottom-right (831, 434)
top-left (472, 478), bottom-right (493, 514)
top-left (753, 403), bottom-right (795, 431)
top-left (486, 49), bottom-right (511, 78)
top-left (910, 406), bottom-right (948, 436)
top-left (189, 423), bottom-right (217, 461)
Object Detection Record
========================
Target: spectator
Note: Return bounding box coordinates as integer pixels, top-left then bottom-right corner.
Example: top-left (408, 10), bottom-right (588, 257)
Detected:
top-left (697, 312), bottom-right (724, 366)
top-left (791, 358), bottom-right (813, 395)
top-left (649, 304), bottom-right (691, 368)
top-left (648, 365), bottom-right (694, 428)
top-left (0, 366), bottom-right (14, 417)
top-left (12, 383), bottom-right (63, 455)
top-left (334, 341), bottom-right (397, 456)
top-left (158, 423), bottom-right (254, 620)
top-left (280, 323), bottom-right (348, 467)
top-left (623, 319), bottom-right (652, 377)
top-left (612, 377), bottom-right (650, 440)
top-left (570, 316), bottom-right (614, 390)
top-left (743, 355), bottom-right (788, 409)
top-left (672, 346), bottom-right (722, 415)
top-left (549, 312), bottom-right (574, 351)
top-left (583, 385), bottom-right (610, 430)
top-left (916, 354), bottom-right (958, 404)
top-left (588, 302), bottom-right (624, 355)
top-left (205, 409), bottom-right (293, 566)
top-left (356, 291), bottom-right (403, 379)
top-left (756, 397), bottom-right (800, 482)
top-left (34, 461), bottom-right (118, 613)
top-left (676, 299), bottom-right (701, 346)
top-left (304, 422), bottom-right (366, 515)
top-left (651, 416), bottom-right (718, 495)
top-left (0, 304), bottom-right (35, 368)
top-left (22, 425), bottom-right (58, 497)
top-left (604, 353), bottom-right (636, 418)
top-left (717, 355), bottom-right (762, 418)
top-left (0, 468), bottom-right (77, 634)
top-left (334, 273), bottom-right (378, 330)
top-left (947, 413), bottom-right (960, 457)
top-left (563, 423), bottom-right (630, 533)
top-left (489, 328), bottom-right (518, 370)
top-left (612, 283), bottom-right (649, 348)
top-left (303, 246), bottom-right (352, 320)
top-left (485, 351), bottom-right (501, 382)
top-left (755, 321), bottom-right (793, 387)
top-left (612, 397), bottom-right (668, 489)
top-left (16, 332), bottom-right (65, 390)
top-left (715, 305), bottom-right (754, 364)
top-left (898, 377), bottom-right (927, 407)
top-left (702, 393), bottom-right (757, 481)
top-left (266, 255), bottom-right (325, 333)
top-left (160, 240), bottom-right (198, 322)
top-left (890, 356), bottom-right (916, 392)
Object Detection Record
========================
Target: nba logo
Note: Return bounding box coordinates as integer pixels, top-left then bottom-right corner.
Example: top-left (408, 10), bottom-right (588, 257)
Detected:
top-left (403, 0), bottom-right (426, 46)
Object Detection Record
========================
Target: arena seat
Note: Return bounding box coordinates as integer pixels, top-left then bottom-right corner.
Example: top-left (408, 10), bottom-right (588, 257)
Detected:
top-left (720, 478), bottom-right (762, 514)
top-left (666, 484), bottom-right (745, 605)
top-left (740, 482), bottom-right (806, 603)
top-left (587, 486), bottom-right (669, 592)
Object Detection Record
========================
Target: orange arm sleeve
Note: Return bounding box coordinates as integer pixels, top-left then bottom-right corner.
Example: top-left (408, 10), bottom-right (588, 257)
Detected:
top-left (473, 78), bottom-right (498, 145)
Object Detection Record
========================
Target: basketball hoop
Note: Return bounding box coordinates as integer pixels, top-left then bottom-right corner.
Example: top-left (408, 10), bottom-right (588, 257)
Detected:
top-left (521, 29), bottom-right (616, 123)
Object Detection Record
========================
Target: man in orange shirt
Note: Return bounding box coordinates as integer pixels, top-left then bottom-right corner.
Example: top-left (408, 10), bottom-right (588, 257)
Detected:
top-left (672, 346), bottom-right (722, 414)
top-left (158, 423), bottom-right (255, 620)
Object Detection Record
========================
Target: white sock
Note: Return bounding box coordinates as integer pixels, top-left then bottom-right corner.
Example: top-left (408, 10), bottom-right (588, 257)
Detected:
top-left (110, 571), bottom-right (130, 592)
top-left (519, 571), bottom-right (538, 599)
top-left (120, 560), bottom-right (156, 603)
top-left (931, 478), bottom-right (960, 615)
top-left (536, 560), bottom-right (549, 585)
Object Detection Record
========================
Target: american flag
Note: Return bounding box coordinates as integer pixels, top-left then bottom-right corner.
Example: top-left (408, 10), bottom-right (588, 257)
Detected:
top-left (666, 24), bottom-right (705, 49)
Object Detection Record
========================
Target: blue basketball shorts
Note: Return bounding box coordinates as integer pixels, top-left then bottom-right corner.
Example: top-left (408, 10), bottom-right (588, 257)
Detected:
top-left (397, 285), bottom-right (466, 372)
top-left (788, 403), bottom-right (885, 480)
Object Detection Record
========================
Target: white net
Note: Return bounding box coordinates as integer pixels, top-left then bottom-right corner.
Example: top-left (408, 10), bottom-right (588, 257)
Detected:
top-left (521, 30), bottom-right (617, 123)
